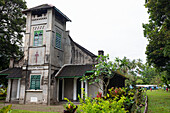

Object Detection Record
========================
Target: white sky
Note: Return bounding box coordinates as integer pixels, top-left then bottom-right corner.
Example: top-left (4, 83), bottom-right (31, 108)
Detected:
top-left (26, 0), bottom-right (149, 63)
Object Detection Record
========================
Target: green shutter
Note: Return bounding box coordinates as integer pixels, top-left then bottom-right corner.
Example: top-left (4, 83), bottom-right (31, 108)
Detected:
top-left (30, 75), bottom-right (41, 90)
top-left (56, 32), bottom-right (61, 49)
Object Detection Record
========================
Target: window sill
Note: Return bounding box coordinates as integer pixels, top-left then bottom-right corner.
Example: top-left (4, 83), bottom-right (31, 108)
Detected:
top-left (54, 47), bottom-right (63, 52)
top-left (26, 89), bottom-right (43, 92)
top-left (29, 45), bottom-right (46, 48)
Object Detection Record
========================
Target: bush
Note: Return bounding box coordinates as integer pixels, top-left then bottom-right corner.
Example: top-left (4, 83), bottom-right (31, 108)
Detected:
top-left (0, 105), bottom-right (12, 113)
top-left (108, 87), bottom-right (135, 112)
top-left (77, 95), bottom-right (127, 113)
top-left (64, 87), bottom-right (145, 113)
top-left (64, 98), bottom-right (77, 113)
top-left (0, 88), bottom-right (7, 97)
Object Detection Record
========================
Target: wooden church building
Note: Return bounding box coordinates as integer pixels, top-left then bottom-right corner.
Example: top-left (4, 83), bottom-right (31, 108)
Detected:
top-left (0, 4), bottom-right (126, 104)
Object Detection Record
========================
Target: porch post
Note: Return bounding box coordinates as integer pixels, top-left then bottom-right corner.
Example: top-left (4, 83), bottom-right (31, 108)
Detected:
top-left (16, 78), bottom-right (21, 99)
top-left (73, 78), bottom-right (77, 100)
top-left (56, 78), bottom-right (59, 102)
top-left (81, 81), bottom-right (84, 99)
top-left (85, 80), bottom-right (88, 97)
top-left (6, 79), bottom-right (11, 102)
top-left (62, 79), bottom-right (64, 100)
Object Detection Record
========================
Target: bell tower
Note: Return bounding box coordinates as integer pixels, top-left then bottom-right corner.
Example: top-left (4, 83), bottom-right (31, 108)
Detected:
top-left (21, 4), bottom-right (71, 104)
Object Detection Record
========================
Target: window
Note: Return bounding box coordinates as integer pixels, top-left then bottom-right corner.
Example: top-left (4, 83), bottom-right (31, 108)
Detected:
top-left (34, 30), bottom-right (43, 46)
top-left (30, 75), bottom-right (41, 90)
top-left (56, 32), bottom-right (61, 49)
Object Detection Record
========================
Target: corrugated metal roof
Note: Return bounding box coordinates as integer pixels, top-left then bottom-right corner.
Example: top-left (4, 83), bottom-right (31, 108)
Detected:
top-left (56, 64), bottom-right (94, 78)
top-left (0, 68), bottom-right (22, 78)
top-left (55, 64), bottom-right (127, 79)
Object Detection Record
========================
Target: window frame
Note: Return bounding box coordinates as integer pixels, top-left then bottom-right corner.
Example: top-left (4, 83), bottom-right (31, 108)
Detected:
top-left (30, 75), bottom-right (41, 90)
top-left (55, 32), bottom-right (62, 49)
top-left (33, 30), bottom-right (43, 46)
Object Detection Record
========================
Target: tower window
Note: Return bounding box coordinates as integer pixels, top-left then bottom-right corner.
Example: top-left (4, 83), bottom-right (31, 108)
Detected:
top-left (34, 30), bottom-right (43, 46)
top-left (56, 32), bottom-right (61, 49)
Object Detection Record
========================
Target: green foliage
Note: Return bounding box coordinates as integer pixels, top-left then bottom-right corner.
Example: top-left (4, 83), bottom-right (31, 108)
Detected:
top-left (135, 88), bottom-right (145, 110)
top-left (77, 95), bottom-right (127, 113)
top-left (81, 54), bottom-right (119, 95)
top-left (0, 105), bottom-right (12, 113)
top-left (81, 55), bottom-right (146, 94)
top-left (138, 63), bottom-right (168, 87)
top-left (136, 78), bottom-right (144, 85)
top-left (0, 88), bottom-right (7, 97)
top-left (143, 0), bottom-right (170, 73)
top-left (0, 0), bottom-right (27, 70)
top-left (64, 98), bottom-right (77, 113)
top-left (118, 57), bottom-right (142, 88)
top-left (64, 87), bottom-right (146, 113)
top-left (139, 64), bottom-right (157, 84)
top-left (161, 72), bottom-right (170, 88)
top-left (108, 87), bottom-right (135, 112)
top-left (0, 76), bottom-right (8, 87)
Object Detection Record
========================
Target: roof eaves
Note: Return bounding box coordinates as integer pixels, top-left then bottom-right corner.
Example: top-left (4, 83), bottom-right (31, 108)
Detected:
top-left (54, 7), bottom-right (71, 22)
top-left (55, 64), bottom-right (69, 77)
top-left (85, 70), bottom-right (94, 74)
top-left (7, 77), bottom-right (21, 79)
top-left (114, 71), bottom-right (127, 79)
top-left (56, 76), bottom-right (82, 78)
top-left (0, 68), bottom-right (9, 74)
top-left (23, 4), bottom-right (71, 22)
top-left (22, 4), bottom-right (50, 13)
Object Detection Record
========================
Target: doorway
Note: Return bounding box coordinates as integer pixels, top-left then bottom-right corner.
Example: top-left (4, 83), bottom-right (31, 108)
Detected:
top-left (59, 79), bottom-right (63, 101)
top-left (77, 78), bottom-right (81, 100)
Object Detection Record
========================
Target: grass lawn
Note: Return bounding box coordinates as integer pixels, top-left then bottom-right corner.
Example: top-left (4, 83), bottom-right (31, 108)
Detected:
top-left (11, 109), bottom-right (58, 113)
top-left (146, 89), bottom-right (170, 113)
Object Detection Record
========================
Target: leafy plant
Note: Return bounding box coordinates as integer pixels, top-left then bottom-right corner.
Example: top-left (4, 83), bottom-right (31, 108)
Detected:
top-left (64, 87), bottom-right (146, 113)
top-left (64, 98), bottom-right (77, 113)
top-left (0, 88), bottom-right (7, 97)
top-left (143, 0), bottom-right (170, 86)
top-left (0, 0), bottom-right (27, 71)
top-left (108, 87), bottom-right (135, 112)
top-left (0, 105), bottom-right (12, 113)
top-left (77, 95), bottom-right (127, 113)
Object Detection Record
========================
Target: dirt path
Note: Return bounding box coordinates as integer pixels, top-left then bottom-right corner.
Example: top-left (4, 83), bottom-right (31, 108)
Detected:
top-left (0, 101), bottom-right (65, 113)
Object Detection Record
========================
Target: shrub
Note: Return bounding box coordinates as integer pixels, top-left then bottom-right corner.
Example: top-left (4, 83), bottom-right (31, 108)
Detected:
top-left (108, 87), bottom-right (135, 112)
top-left (0, 88), bottom-right (7, 97)
top-left (64, 98), bottom-right (77, 113)
top-left (0, 105), bottom-right (12, 113)
top-left (64, 87), bottom-right (145, 113)
top-left (77, 95), bottom-right (127, 113)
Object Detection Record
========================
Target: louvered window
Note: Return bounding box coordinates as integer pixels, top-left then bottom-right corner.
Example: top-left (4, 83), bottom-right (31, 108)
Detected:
top-left (56, 32), bottom-right (61, 49)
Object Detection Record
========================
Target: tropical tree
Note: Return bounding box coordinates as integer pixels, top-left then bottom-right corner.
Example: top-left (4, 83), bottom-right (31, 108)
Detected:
top-left (137, 63), bottom-right (166, 86)
top-left (82, 55), bottom-right (119, 96)
top-left (82, 55), bottom-right (142, 95)
top-left (117, 57), bottom-right (130, 74)
top-left (0, 0), bottom-right (27, 70)
top-left (136, 76), bottom-right (144, 85)
top-left (143, 0), bottom-right (170, 86)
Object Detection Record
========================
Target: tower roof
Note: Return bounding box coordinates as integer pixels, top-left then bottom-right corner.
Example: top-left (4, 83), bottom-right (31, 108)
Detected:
top-left (23, 4), bottom-right (71, 22)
